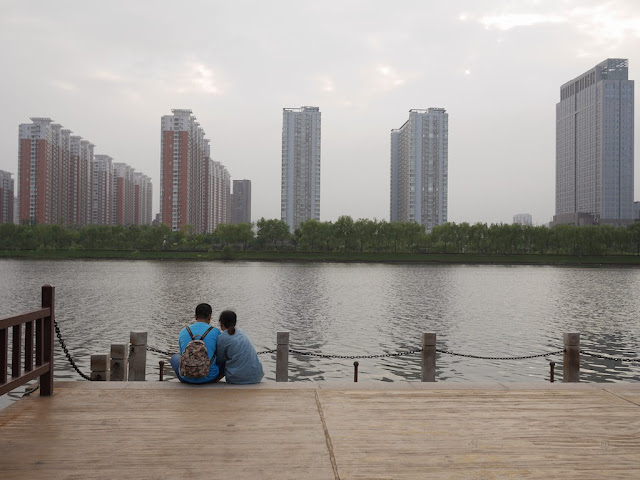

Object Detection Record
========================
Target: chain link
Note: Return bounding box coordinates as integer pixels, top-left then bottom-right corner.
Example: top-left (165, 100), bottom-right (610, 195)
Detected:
top-left (288, 347), bottom-right (564, 361)
top-left (580, 350), bottom-right (640, 363)
top-left (53, 318), bottom-right (92, 381)
top-left (147, 346), bottom-right (173, 356)
top-left (289, 348), bottom-right (423, 360)
top-left (435, 348), bottom-right (565, 361)
top-left (256, 349), bottom-right (276, 355)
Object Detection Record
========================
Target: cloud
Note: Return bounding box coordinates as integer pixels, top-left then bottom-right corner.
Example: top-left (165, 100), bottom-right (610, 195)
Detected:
top-left (51, 80), bottom-right (76, 92)
top-left (172, 62), bottom-right (225, 95)
top-left (479, 13), bottom-right (566, 30)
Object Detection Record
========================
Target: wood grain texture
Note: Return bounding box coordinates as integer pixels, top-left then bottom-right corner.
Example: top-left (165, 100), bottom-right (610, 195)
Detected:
top-left (1, 383), bottom-right (639, 479)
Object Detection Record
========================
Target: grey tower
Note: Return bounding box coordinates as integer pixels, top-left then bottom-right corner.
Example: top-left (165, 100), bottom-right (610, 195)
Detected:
top-left (390, 108), bottom-right (448, 231)
top-left (281, 106), bottom-right (321, 231)
top-left (555, 58), bottom-right (634, 225)
top-left (231, 179), bottom-right (251, 224)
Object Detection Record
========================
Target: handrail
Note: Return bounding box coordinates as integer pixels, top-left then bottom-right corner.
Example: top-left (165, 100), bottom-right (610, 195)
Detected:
top-left (0, 285), bottom-right (55, 397)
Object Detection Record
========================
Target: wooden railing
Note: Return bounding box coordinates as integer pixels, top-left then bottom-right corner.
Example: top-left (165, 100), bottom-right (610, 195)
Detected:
top-left (0, 285), bottom-right (55, 396)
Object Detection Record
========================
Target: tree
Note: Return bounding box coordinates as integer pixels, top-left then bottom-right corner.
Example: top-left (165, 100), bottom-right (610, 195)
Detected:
top-left (334, 215), bottom-right (355, 252)
top-left (256, 218), bottom-right (290, 251)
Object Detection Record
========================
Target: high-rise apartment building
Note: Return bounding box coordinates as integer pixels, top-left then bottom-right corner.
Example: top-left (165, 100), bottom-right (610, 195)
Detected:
top-left (0, 170), bottom-right (14, 224)
top-left (231, 179), bottom-right (251, 224)
top-left (18, 118), bottom-right (54, 224)
top-left (513, 213), bottom-right (533, 226)
top-left (113, 163), bottom-right (135, 226)
top-left (281, 106), bottom-right (321, 231)
top-left (92, 155), bottom-right (113, 225)
top-left (555, 58), bottom-right (634, 226)
top-left (18, 117), bottom-right (151, 227)
top-left (160, 109), bottom-right (231, 233)
top-left (390, 108), bottom-right (448, 230)
top-left (134, 172), bottom-right (153, 226)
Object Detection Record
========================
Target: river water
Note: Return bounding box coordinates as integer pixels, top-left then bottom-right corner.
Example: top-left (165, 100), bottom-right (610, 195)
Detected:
top-left (1, 259), bottom-right (639, 400)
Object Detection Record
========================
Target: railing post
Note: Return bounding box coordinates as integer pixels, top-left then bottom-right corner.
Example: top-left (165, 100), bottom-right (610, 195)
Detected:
top-left (90, 354), bottom-right (110, 381)
top-left (110, 344), bottom-right (128, 381)
top-left (40, 285), bottom-right (55, 396)
top-left (421, 332), bottom-right (436, 382)
top-left (276, 331), bottom-right (289, 382)
top-left (128, 331), bottom-right (147, 381)
top-left (563, 333), bottom-right (580, 382)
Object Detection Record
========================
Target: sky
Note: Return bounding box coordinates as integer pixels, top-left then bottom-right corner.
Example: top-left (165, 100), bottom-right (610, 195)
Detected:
top-left (2, 0), bottom-right (640, 226)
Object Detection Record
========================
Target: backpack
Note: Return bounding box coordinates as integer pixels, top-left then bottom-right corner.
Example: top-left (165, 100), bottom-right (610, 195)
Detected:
top-left (179, 325), bottom-right (215, 378)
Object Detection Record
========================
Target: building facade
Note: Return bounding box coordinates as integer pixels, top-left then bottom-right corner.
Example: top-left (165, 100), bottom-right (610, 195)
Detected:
top-left (92, 155), bottom-right (113, 225)
top-left (18, 117), bottom-right (151, 227)
top-left (555, 58), bottom-right (634, 226)
top-left (231, 179), bottom-right (251, 224)
top-left (513, 213), bottom-right (533, 226)
top-left (281, 106), bottom-right (321, 231)
top-left (390, 108), bottom-right (448, 231)
top-left (160, 109), bottom-right (230, 233)
top-left (0, 170), bottom-right (14, 224)
top-left (134, 172), bottom-right (153, 226)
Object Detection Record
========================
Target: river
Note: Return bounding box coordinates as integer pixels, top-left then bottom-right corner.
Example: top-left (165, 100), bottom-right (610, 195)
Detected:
top-left (1, 259), bottom-right (639, 401)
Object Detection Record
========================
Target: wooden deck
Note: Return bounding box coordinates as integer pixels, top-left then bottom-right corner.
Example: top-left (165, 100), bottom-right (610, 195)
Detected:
top-left (1, 382), bottom-right (639, 479)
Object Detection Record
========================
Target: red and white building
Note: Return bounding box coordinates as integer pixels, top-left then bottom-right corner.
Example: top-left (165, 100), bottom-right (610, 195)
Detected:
top-left (18, 117), bottom-right (152, 227)
top-left (160, 109), bottom-right (230, 233)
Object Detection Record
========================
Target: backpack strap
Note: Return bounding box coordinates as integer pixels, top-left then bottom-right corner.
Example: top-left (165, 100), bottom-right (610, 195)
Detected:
top-left (186, 325), bottom-right (196, 340)
top-left (200, 326), bottom-right (215, 341)
top-left (186, 325), bottom-right (214, 341)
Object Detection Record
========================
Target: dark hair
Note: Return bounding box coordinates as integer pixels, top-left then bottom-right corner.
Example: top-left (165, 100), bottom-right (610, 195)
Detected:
top-left (219, 310), bottom-right (237, 335)
top-left (195, 303), bottom-right (213, 320)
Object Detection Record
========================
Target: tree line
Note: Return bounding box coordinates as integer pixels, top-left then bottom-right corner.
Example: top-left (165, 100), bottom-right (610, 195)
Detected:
top-left (1, 217), bottom-right (640, 255)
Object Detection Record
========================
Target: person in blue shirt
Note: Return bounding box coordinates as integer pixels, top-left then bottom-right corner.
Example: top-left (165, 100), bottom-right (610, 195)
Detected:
top-left (170, 303), bottom-right (222, 383)
top-left (216, 310), bottom-right (264, 384)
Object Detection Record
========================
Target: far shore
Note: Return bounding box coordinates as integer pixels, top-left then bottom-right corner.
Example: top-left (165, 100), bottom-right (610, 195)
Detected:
top-left (2, 249), bottom-right (640, 266)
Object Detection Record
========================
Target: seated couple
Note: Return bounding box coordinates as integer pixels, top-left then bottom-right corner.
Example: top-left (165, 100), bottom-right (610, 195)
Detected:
top-left (169, 303), bottom-right (264, 384)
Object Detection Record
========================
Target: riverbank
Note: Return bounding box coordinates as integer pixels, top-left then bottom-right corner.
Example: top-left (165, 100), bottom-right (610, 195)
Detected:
top-left (2, 249), bottom-right (640, 265)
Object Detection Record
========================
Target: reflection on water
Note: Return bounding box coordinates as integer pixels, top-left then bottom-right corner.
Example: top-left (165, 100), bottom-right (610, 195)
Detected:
top-left (1, 259), bottom-right (639, 392)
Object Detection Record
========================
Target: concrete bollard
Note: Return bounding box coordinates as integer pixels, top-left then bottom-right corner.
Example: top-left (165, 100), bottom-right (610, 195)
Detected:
top-left (110, 344), bottom-right (128, 381)
top-left (421, 333), bottom-right (436, 382)
top-left (276, 331), bottom-right (289, 382)
top-left (563, 333), bottom-right (580, 382)
top-left (128, 331), bottom-right (147, 381)
top-left (90, 354), bottom-right (110, 381)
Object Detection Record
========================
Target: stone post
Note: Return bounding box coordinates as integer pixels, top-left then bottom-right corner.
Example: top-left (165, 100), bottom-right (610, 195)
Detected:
top-left (276, 331), bottom-right (289, 382)
top-left (90, 354), bottom-right (110, 381)
top-left (128, 331), bottom-right (147, 381)
top-left (110, 344), bottom-right (128, 381)
top-left (563, 333), bottom-right (580, 382)
top-left (421, 333), bottom-right (436, 382)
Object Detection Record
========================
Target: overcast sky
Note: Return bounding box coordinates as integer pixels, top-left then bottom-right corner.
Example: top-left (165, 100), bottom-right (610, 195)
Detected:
top-left (2, 0), bottom-right (640, 226)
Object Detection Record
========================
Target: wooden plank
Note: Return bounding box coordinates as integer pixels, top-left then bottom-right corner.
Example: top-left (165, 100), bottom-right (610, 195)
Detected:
top-left (11, 324), bottom-right (21, 378)
top-left (1, 384), bottom-right (639, 479)
top-left (0, 308), bottom-right (50, 329)
top-left (0, 328), bottom-right (6, 384)
top-left (40, 285), bottom-right (54, 396)
top-left (24, 321), bottom-right (33, 372)
top-left (0, 384), bottom-right (335, 480)
top-left (0, 364), bottom-right (49, 396)
top-left (319, 388), bottom-right (640, 479)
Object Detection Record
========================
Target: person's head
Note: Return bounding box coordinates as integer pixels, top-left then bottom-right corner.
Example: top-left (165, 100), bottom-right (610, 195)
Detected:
top-left (219, 310), bottom-right (237, 335)
top-left (195, 303), bottom-right (213, 322)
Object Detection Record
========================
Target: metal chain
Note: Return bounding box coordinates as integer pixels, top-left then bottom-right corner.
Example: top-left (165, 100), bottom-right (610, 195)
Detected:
top-left (53, 318), bottom-right (92, 381)
top-left (435, 348), bottom-right (565, 361)
top-left (288, 347), bottom-right (564, 361)
top-left (147, 346), bottom-right (173, 356)
top-left (289, 348), bottom-right (423, 360)
top-left (256, 349), bottom-right (276, 355)
top-left (580, 350), bottom-right (640, 363)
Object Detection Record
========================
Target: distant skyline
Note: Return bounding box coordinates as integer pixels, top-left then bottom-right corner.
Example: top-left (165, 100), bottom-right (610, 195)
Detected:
top-left (2, 1), bottom-right (640, 225)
